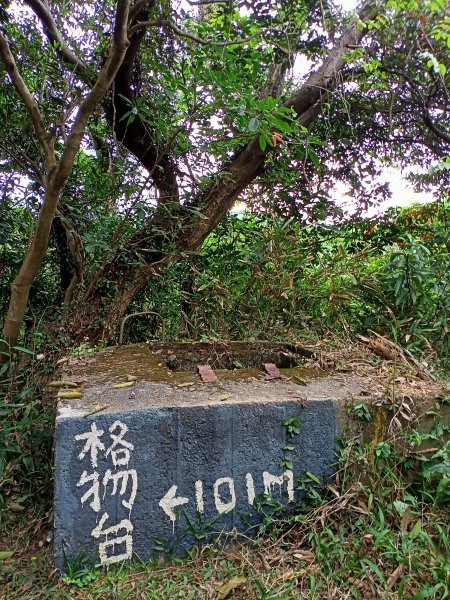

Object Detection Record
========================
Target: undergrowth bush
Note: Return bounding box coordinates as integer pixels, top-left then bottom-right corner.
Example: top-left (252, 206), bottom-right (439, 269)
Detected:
top-left (0, 345), bottom-right (54, 511)
top-left (122, 200), bottom-right (450, 368)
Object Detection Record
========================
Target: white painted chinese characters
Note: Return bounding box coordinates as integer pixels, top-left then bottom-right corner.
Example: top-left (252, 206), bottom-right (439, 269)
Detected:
top-left (74, 420), bottom-right (138, 565)
top-left (74, 419), bottom-right (296, 564)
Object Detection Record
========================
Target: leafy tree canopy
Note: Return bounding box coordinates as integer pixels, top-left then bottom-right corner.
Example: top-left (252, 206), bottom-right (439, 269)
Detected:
top-left (0, 0), bottom-right (449, 348)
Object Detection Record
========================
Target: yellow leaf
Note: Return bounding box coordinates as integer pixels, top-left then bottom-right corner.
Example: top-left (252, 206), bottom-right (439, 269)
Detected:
top-left (112, 381), bottom-right (135, 389)
top-left (8, 502), bottom-right (25, 512)
top-left (84, 405), bottom-right (109, 417)
top-left (57, 391), bottom-right (82, 399)
top-left (291, 375), bottom-right (307, 386)
top-left (217, 575), bottom-right (247, 599)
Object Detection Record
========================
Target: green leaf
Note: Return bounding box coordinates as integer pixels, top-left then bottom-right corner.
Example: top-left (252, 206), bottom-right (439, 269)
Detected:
top-left (12, 346), bottom-right (35, 355)
top-left (259, 134), bottom-right (267, 151)
top-left (0, 551), bottom-right (13, 560)
top-left (362, 558), bottom-right (387, 585)
top-left (119, 110), bottom-right (131, 122)
top-left (393, 500), bottom-right (408, 516)
top-left (409, 520), bottom-right (422, 539)
top-left (268, 116), bottom-right (291, 134)
top-left (248, 117), bottom-right (259, 133)
top-left (409, 583), bottom-right (446, 599)
top-left (283, 443), bottom-right (295, 451)
top-left (307, 146), bottom-right (321, 169)
top-left (305, 471), bottom-right (321, 484)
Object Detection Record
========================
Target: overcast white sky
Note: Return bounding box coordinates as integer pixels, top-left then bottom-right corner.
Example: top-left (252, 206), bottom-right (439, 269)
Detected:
top-left (333, 0), bottom-right (433, 214)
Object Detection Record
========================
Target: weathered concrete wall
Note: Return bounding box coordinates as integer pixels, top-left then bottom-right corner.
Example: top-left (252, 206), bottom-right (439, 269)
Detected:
top-left (54, 399), bottom-right (336, 569)
top-left (53, 342), bottom-right (445, 570)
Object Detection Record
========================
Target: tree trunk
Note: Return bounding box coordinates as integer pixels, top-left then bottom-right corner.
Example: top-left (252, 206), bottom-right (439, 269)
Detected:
top-left (1, 186), bottom-right (60, 357)
top-left (0, 1), bottom-right (132, 363)
top-left (71, 7), bottom-right (374, 344)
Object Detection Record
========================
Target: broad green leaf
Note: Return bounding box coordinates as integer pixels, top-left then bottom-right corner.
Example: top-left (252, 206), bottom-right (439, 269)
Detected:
top-left (12, 346), bottom-right (35, 355)
top-left (409, 520), bottom-right (422, 539)
top-left (307, 147), bottom-right (321, 168)
top-left (259, 134), bottom-right (267, 151)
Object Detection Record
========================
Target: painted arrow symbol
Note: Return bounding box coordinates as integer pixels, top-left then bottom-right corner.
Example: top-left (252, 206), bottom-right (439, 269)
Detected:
top-left (159, 485), bottom-right (189, 523)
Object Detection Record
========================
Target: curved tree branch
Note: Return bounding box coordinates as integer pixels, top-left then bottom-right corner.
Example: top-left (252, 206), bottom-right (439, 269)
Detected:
top-left (110, 0), bottom-right (180, 204)
top-left (24, 0), bottom-right (88, 79)
top-left (0, 31), bottom-right (55, 171)
top-left (52, 0), bottom-right (131, 190)
top-left (128, 18), bottom-right (258, 46)
top-left (423, 109), bottom-right (450, 145)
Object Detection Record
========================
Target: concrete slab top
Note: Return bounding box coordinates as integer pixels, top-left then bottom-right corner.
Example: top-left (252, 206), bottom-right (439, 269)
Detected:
top-left (56, 341), bottom-right (375, 416)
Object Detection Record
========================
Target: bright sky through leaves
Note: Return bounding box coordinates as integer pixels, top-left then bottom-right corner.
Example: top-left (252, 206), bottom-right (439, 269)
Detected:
top-left (335, 0), bottom-right (433, 214)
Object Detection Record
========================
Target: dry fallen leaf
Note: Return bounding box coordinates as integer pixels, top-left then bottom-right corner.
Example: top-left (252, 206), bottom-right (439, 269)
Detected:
top-left (293, 551), bottom-right (315, 562)
top-left (273, 569), bottom-right (296, 584)
top-left (217, 575), bottom-right (247, 599)
top-left (112, 381), bottom-right (135, 389)
top-left (47, 380), bottom-right (79, 388)
top-left (84, 405), bottom-right (109, 417)
top-left (57, 390), bottom-right (82, 399)
top-left (387, 564), bottom-right (404, 588)
top-left (400, 507), bottom-right (412, 532)
top-left (8, 502), bottom-right (25, 512)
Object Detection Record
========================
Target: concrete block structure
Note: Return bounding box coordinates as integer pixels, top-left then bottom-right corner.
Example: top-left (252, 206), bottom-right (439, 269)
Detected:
top-left (53, 341), bottom-right (443, 569)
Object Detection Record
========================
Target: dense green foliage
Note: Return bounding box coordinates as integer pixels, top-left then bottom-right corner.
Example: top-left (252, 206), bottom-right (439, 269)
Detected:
top-left (3, 200), bottom-right (448, 365)
top-left (142, 201), bottom-right (450, 364)
top-left (1, 0), bottom-right (449, 351)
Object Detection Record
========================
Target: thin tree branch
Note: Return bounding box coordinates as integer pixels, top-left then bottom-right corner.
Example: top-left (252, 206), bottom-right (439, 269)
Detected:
top-left (52, 0), bottom-right (131, 190)
top-left (24, 0), bottom-right (88, 78)
top-left (130, 0), bottom-right (154, 21)
top-left (188, 0), bottom-right (232, 4)
top-left (423, 109), bottom-right (450, 145)
top-left (0, 30), bottom-right (55, 171)
top-left (128, 18), bottom-right (257, 46)
top-left (110, 0), bottom-right (180, 204)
